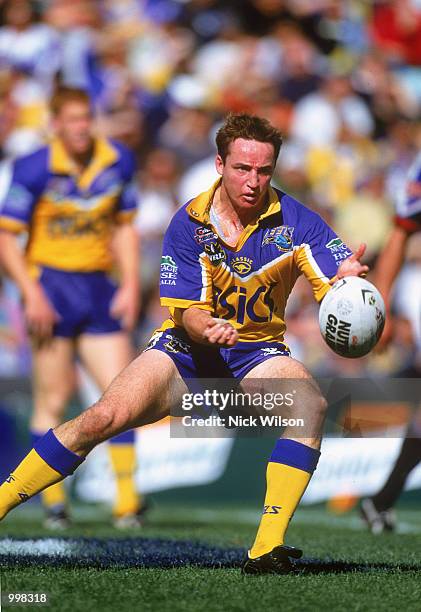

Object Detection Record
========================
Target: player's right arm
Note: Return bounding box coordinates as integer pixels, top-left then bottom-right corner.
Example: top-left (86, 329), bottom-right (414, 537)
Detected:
top-left (0, 231), bottom-right (58, 340)
top-left (0, 154), bottom-right (59, 341)
top-left (159, 211), bottom-right (238, 348)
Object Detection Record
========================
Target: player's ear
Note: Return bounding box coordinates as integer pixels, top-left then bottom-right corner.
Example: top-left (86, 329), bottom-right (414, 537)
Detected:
top-left (215, 154), bottom-right (224, 176)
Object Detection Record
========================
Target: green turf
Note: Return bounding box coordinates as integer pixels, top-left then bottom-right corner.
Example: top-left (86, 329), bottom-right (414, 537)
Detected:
top-left (1, 503), bottom-right (421, 612)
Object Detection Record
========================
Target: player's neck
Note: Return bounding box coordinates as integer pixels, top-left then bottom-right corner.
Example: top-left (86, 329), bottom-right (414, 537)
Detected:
top-left (63, 143), bottom-right (95, 174)
top-left (211, 188), bottom-right (244, 245)
top-left (214, 185), bottom-right (263, 227)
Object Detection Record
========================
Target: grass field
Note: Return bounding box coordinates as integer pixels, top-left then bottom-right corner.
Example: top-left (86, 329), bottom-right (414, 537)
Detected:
top-left (1, 502), bottom-right (420, 612)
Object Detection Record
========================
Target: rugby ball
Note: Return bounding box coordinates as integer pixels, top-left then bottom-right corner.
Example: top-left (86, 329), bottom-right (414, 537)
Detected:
top-left (319, 277), bottom-right (385, 358)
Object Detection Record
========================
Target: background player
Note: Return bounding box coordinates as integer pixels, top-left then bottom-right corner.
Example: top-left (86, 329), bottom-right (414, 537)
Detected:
top-left (361, 151), bottom-right (421, 533)
top-left (0, 86), bottom-right (143, 529)
top-left (0, 114), bottom-right (367, 573)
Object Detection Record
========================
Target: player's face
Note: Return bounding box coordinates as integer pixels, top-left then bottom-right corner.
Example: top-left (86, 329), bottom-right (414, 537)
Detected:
top-left (216, 138), bottom-right (275, 214)
top-left (54, 101), bottom-right (94, 157)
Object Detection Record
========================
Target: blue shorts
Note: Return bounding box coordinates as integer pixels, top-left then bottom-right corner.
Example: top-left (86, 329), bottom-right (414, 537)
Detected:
top-left (144, 327), bottom-right (290, 381)
top-left (38, 266), bottom-right (122, 338)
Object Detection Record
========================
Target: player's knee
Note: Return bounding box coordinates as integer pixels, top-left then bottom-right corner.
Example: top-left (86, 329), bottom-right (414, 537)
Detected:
top-left (79, 400), bottom-right (131, 443)
top-left (314, 394), bottom-right (328, 419)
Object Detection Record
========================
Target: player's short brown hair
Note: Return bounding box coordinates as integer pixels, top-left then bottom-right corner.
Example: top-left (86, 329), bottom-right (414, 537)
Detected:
top-left (216, 113), bottom-right (283, 163)
top-left (50, 86), bottom-right (91, 116)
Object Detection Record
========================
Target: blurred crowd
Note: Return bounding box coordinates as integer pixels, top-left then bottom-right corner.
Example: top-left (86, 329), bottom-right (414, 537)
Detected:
top-left (1, 0), bottom-right (421, 378)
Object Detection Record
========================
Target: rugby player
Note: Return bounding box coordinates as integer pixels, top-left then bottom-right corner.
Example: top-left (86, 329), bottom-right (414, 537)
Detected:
top-left (361, 151), bottom-right (421, 533)
top-left (0, 87), bottom-right (144, 528)
top-left (0, 114), bottom-right (367, 572)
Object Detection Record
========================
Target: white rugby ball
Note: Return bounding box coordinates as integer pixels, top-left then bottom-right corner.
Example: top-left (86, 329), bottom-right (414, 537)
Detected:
top-left (319, 277), bottom-right (385, 358)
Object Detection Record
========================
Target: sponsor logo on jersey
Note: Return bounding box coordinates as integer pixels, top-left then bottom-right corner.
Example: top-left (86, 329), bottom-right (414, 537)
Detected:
top-left (160, 255), bottom-right (178, 285)
top-left (325, 238), bottom-right (352, 263)
top-left (47, 211), bottom-right (113, 238)
top-left (260, 347), bottom-right (286, 356)
top-left (163, 334), bottom-right (191, 354)
top-left (144, 331), bottom-right (163, 351)
top-left (217, 284), bottom-right (275, 324)
top-left (204, 241), bottom-right (226, 265)
top-left (262, 225), bottom-right (294, 252)
top-left (194, 226), bottom-right (218, 244)
top-left (231, 256), bottom-right (253, 275)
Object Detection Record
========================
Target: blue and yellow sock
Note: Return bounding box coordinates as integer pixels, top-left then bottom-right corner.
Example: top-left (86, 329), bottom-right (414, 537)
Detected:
top-left (31, 431), bottom-right (67, 511)
top-left (108, 430), bottom-right (140, 517)
top-left (0, 429), bottom-right (84, 521)
top-left (249, 439), bottom-right (320, 558)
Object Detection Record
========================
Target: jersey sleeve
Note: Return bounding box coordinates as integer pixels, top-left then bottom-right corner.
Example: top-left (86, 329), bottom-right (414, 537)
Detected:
top-left (160, 214), bottom-right (214, 316)
top-left (0, 157), bottom-right (40, 233)
top-left (114, 147), bottom-right (139, 224)
top-left (394, 153), bottom-right (421, 234)
top-left (295, 214), bottom-right (353, 302)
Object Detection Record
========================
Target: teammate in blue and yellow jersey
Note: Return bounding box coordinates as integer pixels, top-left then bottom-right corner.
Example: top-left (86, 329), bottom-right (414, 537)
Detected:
top-left (0, 113), bottom-right (368, 572)
top-left (0, 86), bottom-right (144, 529)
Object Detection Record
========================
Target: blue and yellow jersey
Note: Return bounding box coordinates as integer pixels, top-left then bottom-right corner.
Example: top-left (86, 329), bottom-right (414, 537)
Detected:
top-left (159, 180), bottom-right (352, 343)
top-left (0, 138), bottom-right (137, 272)
top-left (395, 152), bottom-right (421, 234)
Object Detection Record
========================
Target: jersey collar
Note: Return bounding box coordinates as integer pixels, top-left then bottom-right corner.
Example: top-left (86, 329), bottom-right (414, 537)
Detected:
top-left (49, 138), bottom-right (119, 188)
top-left (186, 179), bottom-right (282, 224)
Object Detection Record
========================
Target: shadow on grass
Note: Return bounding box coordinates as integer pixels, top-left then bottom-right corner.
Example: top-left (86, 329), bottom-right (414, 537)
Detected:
top-left (1, 537), bottom-right (420, 574)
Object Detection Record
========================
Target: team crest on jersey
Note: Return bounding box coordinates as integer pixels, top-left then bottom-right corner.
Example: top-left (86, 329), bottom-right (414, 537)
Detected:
top-left (194, 226), bottom-right (218, 244)
top-left (205, 242), bottom-right (226, 266)
top-left (160, 255), bottom-right (178, 285)
top-left (262, 226), bottom-right (294, 252)
top-left (231, 256), bottom-right (253, 275)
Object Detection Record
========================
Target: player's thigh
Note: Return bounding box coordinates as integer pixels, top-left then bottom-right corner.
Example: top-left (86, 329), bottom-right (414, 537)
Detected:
top-left (60, 348), bottom-right (188, 453)
top-left (76, 331), bottom-right (133, 391)
top-left (91, 347), bottom-right (187, 432)
top-left (32, 337), bottom-right (76, 410)
top-left (242, 356), bottom-right (327, 431)
top-left (243, 355), bottom-right (314, 379)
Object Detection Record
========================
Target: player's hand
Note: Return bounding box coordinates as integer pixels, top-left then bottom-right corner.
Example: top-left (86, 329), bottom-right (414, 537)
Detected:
top-left (333, 243), bottom-right (370, 284)
top-left (24, 283), bottom-right (60, 343)
top-left (110, 281), bottom-right (141, 331)
top-left (203, 318), bottom-right (239, 348)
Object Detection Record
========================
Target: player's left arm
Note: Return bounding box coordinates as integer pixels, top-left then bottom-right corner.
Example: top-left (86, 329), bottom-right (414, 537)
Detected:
top-left (295, 212), bottom-right (368, 302)
top-left (110, 146), bottom-right (141, 331)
